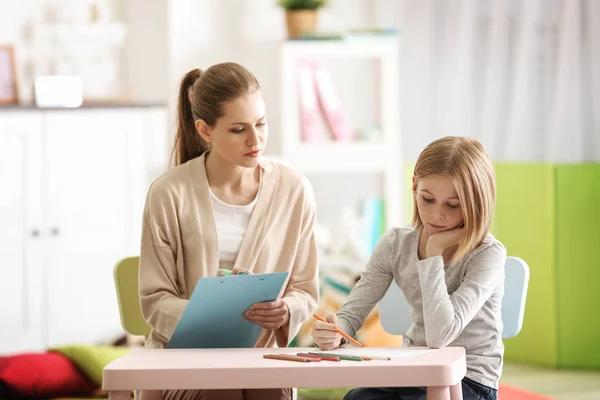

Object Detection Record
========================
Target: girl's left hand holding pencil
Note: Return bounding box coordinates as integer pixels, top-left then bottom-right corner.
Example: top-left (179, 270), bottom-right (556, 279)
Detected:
top-left (225, 269), bottom-right (290, 329)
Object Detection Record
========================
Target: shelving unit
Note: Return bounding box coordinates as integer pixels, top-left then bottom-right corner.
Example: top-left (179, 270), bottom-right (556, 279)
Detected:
top-left (275, 37), bottom-right (402, 270)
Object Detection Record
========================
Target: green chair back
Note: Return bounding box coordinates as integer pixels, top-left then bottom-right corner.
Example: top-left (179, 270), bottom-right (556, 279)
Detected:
top-left (113, 256), bottom-right (151, 337)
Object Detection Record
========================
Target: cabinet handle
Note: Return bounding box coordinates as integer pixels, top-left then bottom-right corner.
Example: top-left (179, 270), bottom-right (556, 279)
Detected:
top-left (31, 229), bottom-right (41, 238)
top-left (50, 227), bottom-right (60, 236)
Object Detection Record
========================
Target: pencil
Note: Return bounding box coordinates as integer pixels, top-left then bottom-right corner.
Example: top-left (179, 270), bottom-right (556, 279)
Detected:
top-left (297, 353), bottom-right (341, 362)
top-left (312, 352), bottom-right (391, 361)
top-left (307, 352), bottom-right (363, 361)
top-left (320, 353), bottom-right (391, 361)
top-left (361, 355), bottom-right (392, 361)
top-left (313, 313), bottom-right (364, 348)
top-left (263, 354), bottom-right (317, 362)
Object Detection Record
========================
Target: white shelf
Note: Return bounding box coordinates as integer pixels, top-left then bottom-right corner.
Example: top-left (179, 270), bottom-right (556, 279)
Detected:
top-left (278, 36), bottom-right (403, 231)
top-left (282, 38), bottom-right (399, 59)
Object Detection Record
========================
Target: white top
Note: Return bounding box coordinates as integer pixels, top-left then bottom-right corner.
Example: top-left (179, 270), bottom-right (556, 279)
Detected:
top-left (208, 183), bottom-right (260, 270)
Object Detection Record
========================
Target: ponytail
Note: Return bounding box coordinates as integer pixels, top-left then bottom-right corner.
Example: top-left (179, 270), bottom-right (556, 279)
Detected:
top-left (171, 69), bottom-right (207, 166)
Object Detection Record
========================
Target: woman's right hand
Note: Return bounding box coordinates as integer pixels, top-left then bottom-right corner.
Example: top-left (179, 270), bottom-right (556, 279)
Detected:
top-left (310, 314), bottom-right (343, 350)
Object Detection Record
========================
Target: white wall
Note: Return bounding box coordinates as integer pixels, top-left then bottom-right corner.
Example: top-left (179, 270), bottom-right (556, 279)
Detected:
top-left (0, 0), bottom-right (40, 103)
top-left (1, 0), bottom-right (133, 103)
top-left (123, 0), bottom-right (168, 104)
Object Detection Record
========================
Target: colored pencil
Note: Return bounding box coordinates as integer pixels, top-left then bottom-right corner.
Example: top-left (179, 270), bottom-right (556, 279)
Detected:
top-left (313, 313), bottom-right (364, 348)
top-left (312, 352), bottom-right (391, 361)
top-left (307, 352), bottom-right (363, 361)
top-left (263, 354), bottom-right (317, 362)
top-left (297, 353), bottom-right (341, 362)
top-left (361, 355), bottom-right (392, 361)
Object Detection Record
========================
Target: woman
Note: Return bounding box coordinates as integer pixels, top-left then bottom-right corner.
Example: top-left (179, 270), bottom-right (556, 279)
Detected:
top-left (139, 63), bottom-right (319, 400)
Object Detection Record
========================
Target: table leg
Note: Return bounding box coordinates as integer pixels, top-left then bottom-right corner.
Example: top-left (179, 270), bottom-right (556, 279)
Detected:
top-left (449, 382), bottom-right (463, 400)
top-left (427, 386), bottom-right (450, 400)
top-left (109, 391), bottom-right (131, 400)
top-left (139, 390), bottom-right (163, 400)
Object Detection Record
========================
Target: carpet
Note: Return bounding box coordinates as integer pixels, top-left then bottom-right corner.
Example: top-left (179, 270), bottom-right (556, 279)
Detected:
top-left (499, 383), bottom-right (555, 400)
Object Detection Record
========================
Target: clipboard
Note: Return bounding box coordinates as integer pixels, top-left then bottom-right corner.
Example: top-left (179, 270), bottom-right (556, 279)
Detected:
top-left (166, 272), bottom-right (289, 349)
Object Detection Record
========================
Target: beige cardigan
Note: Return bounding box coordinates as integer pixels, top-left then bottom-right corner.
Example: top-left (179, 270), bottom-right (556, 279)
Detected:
top-left (139, 154), bottom-right (319, 350)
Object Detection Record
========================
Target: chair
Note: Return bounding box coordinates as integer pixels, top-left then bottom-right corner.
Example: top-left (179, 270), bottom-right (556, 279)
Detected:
top-left (378, 256), bottom-right (530, 339)
top-left (113, 256), bottom-right (151, 337)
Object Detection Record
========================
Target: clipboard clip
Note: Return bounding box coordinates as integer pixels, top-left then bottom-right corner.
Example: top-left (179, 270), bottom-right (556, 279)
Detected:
top-left (219, 269), bottom-right (249, 276)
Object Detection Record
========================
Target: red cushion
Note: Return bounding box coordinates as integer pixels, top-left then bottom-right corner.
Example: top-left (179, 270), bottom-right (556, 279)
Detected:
top-left (0, 356), bottom-right (8, 372)
top-left (0, 352), bottom-right (96, 397)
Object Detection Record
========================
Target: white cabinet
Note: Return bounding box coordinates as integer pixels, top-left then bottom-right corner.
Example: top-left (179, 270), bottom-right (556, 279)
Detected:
top-left (0, 112), bottom-right (44, 354)
top-left (0, 107), bottom-right (167, 354)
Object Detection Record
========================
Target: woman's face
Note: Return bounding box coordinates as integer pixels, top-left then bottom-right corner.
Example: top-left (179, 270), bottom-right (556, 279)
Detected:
top-left (198, 90), bottom-right (268, 168)
top-left (414, 176), bottom-right (464, 236)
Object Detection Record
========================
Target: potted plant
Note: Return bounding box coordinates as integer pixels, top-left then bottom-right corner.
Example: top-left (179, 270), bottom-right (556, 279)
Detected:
top-left (278, 0), bottom-right (327, 39)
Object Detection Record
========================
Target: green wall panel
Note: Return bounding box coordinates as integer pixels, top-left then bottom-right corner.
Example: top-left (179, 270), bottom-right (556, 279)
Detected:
top-left (493, 164), bottom-right (558, 366)
top-left (555, 165), bottom-right (600, 369)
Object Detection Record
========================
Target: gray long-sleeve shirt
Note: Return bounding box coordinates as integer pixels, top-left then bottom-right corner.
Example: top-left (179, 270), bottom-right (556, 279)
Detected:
top-left (337, 226), bottom-right (506, 388)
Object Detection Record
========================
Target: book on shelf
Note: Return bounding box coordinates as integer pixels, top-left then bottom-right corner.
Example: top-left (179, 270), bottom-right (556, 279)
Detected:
top-left (297, 61), bottom-right (323, 142)
top-left (313, 63), bottom-right (354, 142)
top-left (360, 198), bottom-right (386, 259)
top-left (297, 62), bottom-right (354, 142)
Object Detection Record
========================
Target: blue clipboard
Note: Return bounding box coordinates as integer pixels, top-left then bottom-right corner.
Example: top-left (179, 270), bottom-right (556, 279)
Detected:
top-left (166, 271), bottom-right (289, 349)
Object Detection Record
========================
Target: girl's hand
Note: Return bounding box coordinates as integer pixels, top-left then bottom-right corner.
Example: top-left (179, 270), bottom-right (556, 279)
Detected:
top-left (244, 299), bottom-right (290, 329)
top-left (310, 314), bottom-right (342, 350)
top-left (426, 224), bottom-right (465, 258)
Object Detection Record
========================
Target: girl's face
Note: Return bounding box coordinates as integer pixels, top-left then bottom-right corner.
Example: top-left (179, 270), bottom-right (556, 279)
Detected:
top-left (197, 90), bottom-right (268, 168)
top-left (414, 176), bottom-right (464, 236)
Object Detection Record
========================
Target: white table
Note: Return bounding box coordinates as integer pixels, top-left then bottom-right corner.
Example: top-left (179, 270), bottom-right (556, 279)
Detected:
top-left (103, 346), bottom-right (466, 400)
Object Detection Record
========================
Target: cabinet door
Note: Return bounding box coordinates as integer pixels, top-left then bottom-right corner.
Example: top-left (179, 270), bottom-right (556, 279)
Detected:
top-left (0, 112), bottom-right (44, 354)
top-left (43, 110), bottom-right (147, 346)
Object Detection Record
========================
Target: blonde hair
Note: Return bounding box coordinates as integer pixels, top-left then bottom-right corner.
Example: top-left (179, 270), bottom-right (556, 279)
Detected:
top-left (412, 136), bottom-right (496, 265)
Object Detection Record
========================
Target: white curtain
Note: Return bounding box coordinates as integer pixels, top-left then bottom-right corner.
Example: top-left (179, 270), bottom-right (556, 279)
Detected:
top-left (378, 0), bottom-right (600, 162)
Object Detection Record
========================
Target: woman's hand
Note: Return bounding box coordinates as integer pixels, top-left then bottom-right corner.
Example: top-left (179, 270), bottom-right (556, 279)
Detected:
top-left (426, 224), bottom-right (465, 258)
top-left (219, 268), bottom-right (289, 329)
top-left (244, 299), bottom-right (290, 329)
top-left (310, 314), bottom-right (342, 350)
